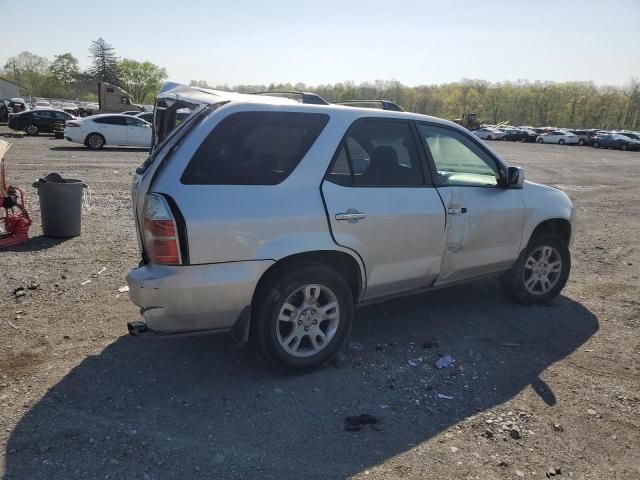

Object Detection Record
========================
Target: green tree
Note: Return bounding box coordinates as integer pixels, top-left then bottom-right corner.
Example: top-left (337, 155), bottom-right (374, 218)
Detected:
top-left (49, 53), bottom-right (80, 87)
top-left (88, 38), bottom-right (121, 85)
top-left (2, 51), bottom-right (49, 95)
top-left (119, 59), bottom-right (167, 104)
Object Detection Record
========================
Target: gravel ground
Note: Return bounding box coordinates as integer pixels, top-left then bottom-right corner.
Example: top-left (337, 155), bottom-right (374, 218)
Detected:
top-left (0, 128), bottom-right (638, 480)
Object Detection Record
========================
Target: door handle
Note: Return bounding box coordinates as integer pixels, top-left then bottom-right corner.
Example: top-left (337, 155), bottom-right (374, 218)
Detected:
top-left (448, 207), bottom-right (467, 215)
top-left (335, 211), bottom-right (366, 221)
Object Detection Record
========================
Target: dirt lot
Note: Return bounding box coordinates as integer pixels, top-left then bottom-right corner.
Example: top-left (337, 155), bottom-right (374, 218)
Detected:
top-left (0, 128), bottom-right (638, 480)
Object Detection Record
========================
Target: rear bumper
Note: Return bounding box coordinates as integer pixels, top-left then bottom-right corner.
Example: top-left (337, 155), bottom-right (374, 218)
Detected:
top-left (126, 260), bottom-right (274, 334)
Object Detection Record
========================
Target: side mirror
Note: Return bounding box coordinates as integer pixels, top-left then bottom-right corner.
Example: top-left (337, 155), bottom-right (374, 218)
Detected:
top-left (507, 166), bottom-right (525, 188)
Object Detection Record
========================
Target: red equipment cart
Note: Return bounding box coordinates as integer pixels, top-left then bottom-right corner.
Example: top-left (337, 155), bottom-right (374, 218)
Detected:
top-left (0, 140), bottom-right (31, 248)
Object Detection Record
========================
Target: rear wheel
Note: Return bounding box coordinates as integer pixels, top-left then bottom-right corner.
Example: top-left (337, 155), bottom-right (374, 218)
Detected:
top-left (85, 133), bottom-right (105, 150)
top-left (499, 234), bottom-right (570, 305)
top-left (25, 124), bottom-right (39, 136)
top-left (621, 143), bottom-right (628, 151)
top-left (251, 262), bottom-right (354, 373)
top-left (537, 138), bottom-right (544, 144)
top-left (486, 135), bottom-right (492, 140)
top-left (592, 141), bottom-right (600, 148)
top-left (578, 138), bottom-right (585, 146)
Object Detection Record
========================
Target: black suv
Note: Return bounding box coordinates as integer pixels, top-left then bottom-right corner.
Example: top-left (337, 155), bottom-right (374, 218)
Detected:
top-left (0, 99), bottom-right (10, 122)
top-left (8, 109), bottom-right (75, 135)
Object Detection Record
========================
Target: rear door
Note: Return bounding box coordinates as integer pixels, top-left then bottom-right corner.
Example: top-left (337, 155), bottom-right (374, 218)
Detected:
top-left (416, 123), bottom-right (526, 285)
top-left (322, 118), bottom-right (446, 299)
top-left (94, 116), bottom-right (128, 144)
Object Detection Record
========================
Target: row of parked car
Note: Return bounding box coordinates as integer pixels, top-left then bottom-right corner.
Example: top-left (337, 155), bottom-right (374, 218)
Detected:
top-left (474, 125), bottom-right (640, 151)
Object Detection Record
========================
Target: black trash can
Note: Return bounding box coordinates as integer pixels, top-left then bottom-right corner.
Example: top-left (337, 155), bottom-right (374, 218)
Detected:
top-left (33, 173), bottom-right (86, 238)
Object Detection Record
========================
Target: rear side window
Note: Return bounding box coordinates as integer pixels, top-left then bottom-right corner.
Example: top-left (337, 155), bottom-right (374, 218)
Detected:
top-left (94, 116), bottom-right (127, 126)
top-left (326, 119), bottom-right (424, 187)
top-left (181, 111), bottom-right (329, 185)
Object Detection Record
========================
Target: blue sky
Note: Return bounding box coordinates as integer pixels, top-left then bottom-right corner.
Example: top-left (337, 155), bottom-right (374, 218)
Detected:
top-left (1, 0), bottom-right (638, 86)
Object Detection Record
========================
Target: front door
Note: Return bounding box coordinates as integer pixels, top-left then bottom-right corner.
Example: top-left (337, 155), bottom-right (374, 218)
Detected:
top-left (322, 119), bottom-right (446, 299)
top-left (126, 117), bottom-right (152, 147)
top-left (416, 123), bottom-right (526, 285)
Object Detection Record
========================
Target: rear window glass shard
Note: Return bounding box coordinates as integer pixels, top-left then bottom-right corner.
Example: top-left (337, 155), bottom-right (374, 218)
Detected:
top-left (181, 111), bottom-right (329, 185)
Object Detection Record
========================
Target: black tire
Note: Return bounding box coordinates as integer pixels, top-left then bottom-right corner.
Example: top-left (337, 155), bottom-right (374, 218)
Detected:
top-left (537, 138), bottom-right (544, 144)
top-left (592, 141), bottom-right (600, 148)
top-left (251, 261), bottom-right (354, 373)
top-left (578, 138), bottom-right (585, 146)
top-left (486, 135), bottom-right (492, 140)
top-left (499, 233), bottom-right (570, 305)
top-left (621, 143), bottom-right (628, 151)
top-left (25, 124), bottom-right (39, 136)
top-left (559, 139), bottom-right (565, 145)
top-left (85, 133), bottom-right (105, 150)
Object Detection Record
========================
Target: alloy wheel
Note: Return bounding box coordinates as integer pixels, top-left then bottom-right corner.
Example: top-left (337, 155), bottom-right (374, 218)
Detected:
top-left (522, 246), bottom-right (562, 295)
top-left (276, 284), bottom-right (340, 358)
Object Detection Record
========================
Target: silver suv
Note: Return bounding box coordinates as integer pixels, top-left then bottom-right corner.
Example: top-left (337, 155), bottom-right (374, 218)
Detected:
top-left (127, 84), bottom-right (575, 372)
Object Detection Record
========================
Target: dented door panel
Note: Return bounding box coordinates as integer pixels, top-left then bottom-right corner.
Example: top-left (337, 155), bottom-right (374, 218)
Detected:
top-left (435, 186), bottom-right (526, 285)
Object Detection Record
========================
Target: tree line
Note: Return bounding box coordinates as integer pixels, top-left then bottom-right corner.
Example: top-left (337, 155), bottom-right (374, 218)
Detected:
top-left (2, 39), bottom-right (638, 129)
top-left (1, 38), bottom-right (167, 104)
top-left (192, 78), bottom-right (640, 130)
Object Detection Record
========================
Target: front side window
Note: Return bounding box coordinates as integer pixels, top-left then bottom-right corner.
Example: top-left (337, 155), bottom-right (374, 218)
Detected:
top-left (418, 124), bottom-right (500, 187)
top-left (126, 117), bottom-right (147, 127)
top-left (326, 119), bottom-right (424, 187)
top-left (181, 111), bottom-right (329, 185)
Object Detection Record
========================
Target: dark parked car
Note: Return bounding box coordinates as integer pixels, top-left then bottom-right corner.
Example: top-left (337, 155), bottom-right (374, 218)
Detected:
top-left (591, 133), bottom-right (640, 151)
top-left (502, 128), bottom-right (537, 142)
top-left (8, 109), bottom-right (75, 135)
top-left (0, 99), bottom-right (10, 122)
top-left (617, 131), bottom-right (640, 141)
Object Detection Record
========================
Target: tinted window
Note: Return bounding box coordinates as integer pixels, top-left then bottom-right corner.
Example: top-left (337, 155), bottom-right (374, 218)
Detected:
top-left (181, 111), bottom-right (329, 185)
top-left (327, 119), bottom-right (424, 187)
top-left (53, 111), bottom-right (70, 120)
top-left (33, 111), bottom-right (54, 119)
top-left (126, 117), bottom-right (148, 127)
top-left (418, 124), bottom-right (499, 187)
top-left (93, 116), bottom-right (128, 126)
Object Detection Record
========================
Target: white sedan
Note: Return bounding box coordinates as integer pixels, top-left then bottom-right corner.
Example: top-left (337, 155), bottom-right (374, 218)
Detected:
top-left (536, 131), bottom-right (579, 145)
top-left (473, 128), bottom-right (505, 140)
top-left (64, 114), bottom-right (152, 149)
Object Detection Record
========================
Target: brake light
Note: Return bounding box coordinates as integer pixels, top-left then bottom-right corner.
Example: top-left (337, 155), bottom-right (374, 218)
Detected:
top-left (142, 194), bottom-right (181, 265)
top-left (66, 122), bottom-right (80, 127)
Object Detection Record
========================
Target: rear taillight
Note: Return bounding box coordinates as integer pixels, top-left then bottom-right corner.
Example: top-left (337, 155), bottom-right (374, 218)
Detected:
top-left (142, 194), bottom-right (181, 265)
top-left (66, 122), bottom-right (80, 127)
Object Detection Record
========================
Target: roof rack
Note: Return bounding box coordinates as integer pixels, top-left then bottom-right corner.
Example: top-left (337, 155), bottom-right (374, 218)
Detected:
top-left (334, 100), bottom-right (403, 112)
top-left (251, 91), bottom-right (329, 105)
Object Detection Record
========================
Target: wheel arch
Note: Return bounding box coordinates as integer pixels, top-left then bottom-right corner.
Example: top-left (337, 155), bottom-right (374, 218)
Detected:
top-left (252, 250), bottom-right (364, 308)
top-left (527, 218), bottom-right (572, 247)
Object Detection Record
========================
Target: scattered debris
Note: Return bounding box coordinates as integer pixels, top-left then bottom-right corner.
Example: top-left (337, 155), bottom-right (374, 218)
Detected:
top-left (14, 288), bottom-right (26, 298)
top-left (7, 321), bottom-right (19, 330)
top-left (510, 426), bottom-right (522, 440)
top-left (422, 338), bottom-right (439, 349)
top-left (375, 344), bottom-right (385, 352)
top-left (26, 280), bottom-right (40, 290)
top-left (587, 408), bottom-right (597, 416)
top-left (449, 446), bottom-right (459, 453)
top-left (497, 460), bottom-right (509, 467)
top-left (436, 354), bottom-right (455, 369)
top-left (408, 360), bottom-right (418, 367)
top-left (80, 280), bottom-right (91, 286)
top-left (502, 342), bottom-right (520, 347)
top-left (515, 470), bottom-right (525, 478)
top-left (118, 285), bottom-right (130, 293)
top-left (348, 342), bottom-right (364, 352)
top-left (553, 423), bottom-right (564, 432)
top-left (344, 414), bottom-right (380, 432)
top-left (437, 393), bottom-right (454, 400)
top-left (97, 267), bottom-right (107, 275)
top-left (546, 466), bottom-right (562, 477)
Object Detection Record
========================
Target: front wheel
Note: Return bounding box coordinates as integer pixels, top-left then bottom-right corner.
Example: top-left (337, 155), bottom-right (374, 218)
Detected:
top-left (499, 234), bottom-right (570, 304)
top-left (559, 139), bottom-right (566, 145)
top-left (578, 138), bottom-right (585, 146)
top-left (537, 138), bottom-right (544, 144)
top-left (592, 141), bottom-right (600, 148)
top-left (621, 143), bottom-right (628, 151)
top-left (25, 124), bottom-right (39, 135)
top-left (251, 262), bottom-right (354, 373)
